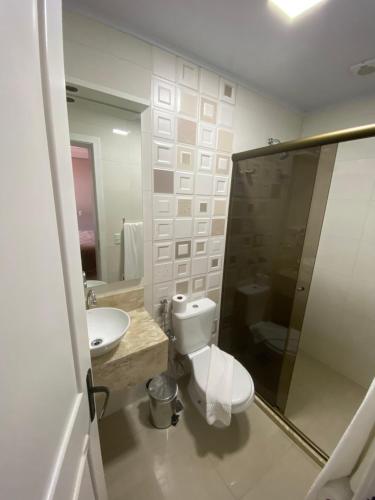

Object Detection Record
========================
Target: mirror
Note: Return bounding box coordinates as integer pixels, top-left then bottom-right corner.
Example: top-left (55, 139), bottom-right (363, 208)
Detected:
top-left (67, 92), bottom-right (143, 290)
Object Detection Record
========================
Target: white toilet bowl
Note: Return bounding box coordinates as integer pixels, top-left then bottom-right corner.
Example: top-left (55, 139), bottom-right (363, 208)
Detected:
top-left (187, 346), bottom-right (255, 419)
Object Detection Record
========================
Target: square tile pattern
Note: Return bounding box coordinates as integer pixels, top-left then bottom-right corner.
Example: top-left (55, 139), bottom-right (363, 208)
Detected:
top-left (151, 50), bottom-right (235, 316)
top-left (99, 383), bottom-right (320, 500)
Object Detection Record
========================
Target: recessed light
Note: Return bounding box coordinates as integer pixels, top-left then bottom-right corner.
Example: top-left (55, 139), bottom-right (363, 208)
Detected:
top-left (112, 128), bottom-right (130, 136)
top-left (270, 0), bottom-right (325, 18)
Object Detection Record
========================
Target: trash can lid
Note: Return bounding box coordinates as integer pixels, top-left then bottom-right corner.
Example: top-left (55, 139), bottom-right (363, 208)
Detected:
top-left (147, 374), bottom-right (177, 402)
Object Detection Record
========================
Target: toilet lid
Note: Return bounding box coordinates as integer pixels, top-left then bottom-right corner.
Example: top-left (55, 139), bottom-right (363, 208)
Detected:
top-left (192, 347), bottom-right (254, 406)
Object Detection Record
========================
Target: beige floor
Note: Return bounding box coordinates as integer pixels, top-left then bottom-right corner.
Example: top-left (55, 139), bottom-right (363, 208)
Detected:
top-left (99, 377), bottom-right (320, 500)
top-left (285, 351), bottom-right (366, 455)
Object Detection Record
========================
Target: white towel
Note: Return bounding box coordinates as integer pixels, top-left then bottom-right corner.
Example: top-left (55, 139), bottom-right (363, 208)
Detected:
top-left (124, 222), bottom-right (143, 281)
top-left (306, 378), bottom-right (375, 500)
top-left (206, 345), bottom-right (234, 427)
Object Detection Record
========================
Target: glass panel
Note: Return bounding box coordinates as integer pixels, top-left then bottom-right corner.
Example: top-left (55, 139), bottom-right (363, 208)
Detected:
top-left (219, 146), bottom-right (323, 407)
top-left (284, 136), bottom-right (375, 455)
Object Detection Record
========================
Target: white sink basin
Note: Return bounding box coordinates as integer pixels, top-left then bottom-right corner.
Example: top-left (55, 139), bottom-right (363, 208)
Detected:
top-left (87, 307), bottom-right (131, 358)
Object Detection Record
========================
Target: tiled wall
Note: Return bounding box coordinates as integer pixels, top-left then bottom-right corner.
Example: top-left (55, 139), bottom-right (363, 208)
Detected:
top-left (146, 50), bottom-right (237, 338)
top-left (63, 10), bottom-right (303, 339)
top-left (300, 137), bottom-right (375, 388)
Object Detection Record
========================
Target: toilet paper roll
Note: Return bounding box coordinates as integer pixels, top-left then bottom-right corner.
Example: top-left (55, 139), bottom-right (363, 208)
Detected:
top-left (172, 294), bottom-right (187, 314)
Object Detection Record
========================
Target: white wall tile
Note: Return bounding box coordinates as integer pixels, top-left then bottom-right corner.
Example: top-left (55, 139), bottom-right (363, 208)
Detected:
top-left (152, 109), bottom-right (175, 140)
top-left (209, 237), bottom-right (225, 256)
top-left (153, 194), bottom-right (175, 218)
top-left (174, 259), bottom-right (191, 279)
top-left (152, 139), bottom-right (175, 169)
top-left (198, 149), bottom-right (215, 173)
top-left (175, 171), bottom-right (194, 194)
top-left (198, 122), bottom-right (216, 149)
top-left (154, 262), bottom-right (173, 284)
top-left (153, 219), bottom-right (174, 240)
top-left (142, 188), bottom-right (152, 236)
top-left (218, 102), bottom-right (234, 127)
top-left (200, 68), bottom-right (219, 98)
top-left (176, 87), bottom-right (198, 119)
top-left (152, 78), bottom-right (175, 111)
top-left (152, 47), bottom-right (176, 81)
top-left (207, 272), bottom-right (222, 290)
top-left (153, 241), bottom-right (173, 263)
top-left (214, 176), bottom-right (229, 196)
top-left (194, 218), bottom-right (211, 237)
top-left (195, 173), bottom-right (213, 195)
top-left (153, 281), bottom-right (174, 303)
top-left (220, 78), bottom-right (236, 104)
top-left (177, 58), bottom-right (199, 89)
top-left (192, 257), bottom-right (208, 276)
top-left (174, 218), bottom-right (193, 238)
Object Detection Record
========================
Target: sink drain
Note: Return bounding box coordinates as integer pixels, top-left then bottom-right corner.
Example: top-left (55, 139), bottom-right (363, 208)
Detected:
top-left (91, 338), bottom-right (103, 347)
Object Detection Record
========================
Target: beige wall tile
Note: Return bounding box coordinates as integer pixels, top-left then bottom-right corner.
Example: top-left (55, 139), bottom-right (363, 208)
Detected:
top-left (177, 117), bottom-right (197, 145)
top-left (217, 128), bottom-right (234, 153)
top-left (211, 218), bottom-right (225, 236)
top-left (153, 169), bottom-right (174, 193)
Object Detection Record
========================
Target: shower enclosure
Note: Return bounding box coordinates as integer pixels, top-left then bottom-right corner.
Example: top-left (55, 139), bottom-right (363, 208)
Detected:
top-left (219, 124), bottom-right (375, 458)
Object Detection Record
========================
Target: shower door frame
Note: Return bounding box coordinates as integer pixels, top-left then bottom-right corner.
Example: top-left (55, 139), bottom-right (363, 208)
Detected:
top-left (228, 122), bottom-right (375, 460)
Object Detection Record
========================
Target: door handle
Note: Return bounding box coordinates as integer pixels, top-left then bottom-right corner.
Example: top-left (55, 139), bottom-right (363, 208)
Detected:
top-left (86, 368), bottom-right (110, 422)
top-left (296, 285), bottom-right (305, 292)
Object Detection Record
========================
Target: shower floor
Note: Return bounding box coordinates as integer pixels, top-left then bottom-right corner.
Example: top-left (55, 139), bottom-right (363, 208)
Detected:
top-left (285, 351), bottom-right (367, 455)
top-left (99, 376), bottom-right (320, 500)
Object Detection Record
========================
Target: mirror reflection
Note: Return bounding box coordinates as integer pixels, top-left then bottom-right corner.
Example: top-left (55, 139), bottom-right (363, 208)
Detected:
top-left (67, 96), bottom-right (143, 289)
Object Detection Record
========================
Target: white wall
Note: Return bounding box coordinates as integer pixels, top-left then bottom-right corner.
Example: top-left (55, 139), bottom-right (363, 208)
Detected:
top-left (68, 99), bottom-right (142, 283)
top-left (63, 10), bottom-right (303, 334)
top-left (300, 99), bottom-right (375, 388)
top-left (302, 94), bottom-right (375, 136)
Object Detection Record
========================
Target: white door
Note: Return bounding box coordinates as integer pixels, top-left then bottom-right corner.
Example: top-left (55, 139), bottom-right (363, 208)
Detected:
top-left (0, 1), bottom-right (107, 499)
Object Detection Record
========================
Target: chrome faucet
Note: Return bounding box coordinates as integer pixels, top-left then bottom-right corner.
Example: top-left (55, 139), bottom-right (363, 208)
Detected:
top-left (86, 289), bottom-right (97, 309)
top-left (82, 271), bottom-right (87, 289)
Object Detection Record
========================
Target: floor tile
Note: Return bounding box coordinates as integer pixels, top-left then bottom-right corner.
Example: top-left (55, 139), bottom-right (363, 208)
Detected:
top-left (241, 445), bottom-right (320, 500)
top-left (99, 376), bottom-right (320, 500)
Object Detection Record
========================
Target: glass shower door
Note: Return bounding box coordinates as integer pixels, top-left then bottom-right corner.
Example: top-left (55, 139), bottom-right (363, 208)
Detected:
top-left (219, 145), bottom-right (336, 409)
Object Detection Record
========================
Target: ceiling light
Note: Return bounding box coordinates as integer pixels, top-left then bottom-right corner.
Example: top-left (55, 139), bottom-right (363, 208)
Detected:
top-left (270, 0), bottom-right (325, 18)
top-left (112, 128), bottom-right (130, 136)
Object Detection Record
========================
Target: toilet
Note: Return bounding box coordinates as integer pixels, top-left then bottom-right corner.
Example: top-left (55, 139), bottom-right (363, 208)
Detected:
top-left (172, 298), bottom-right (255, 421)
top-left (238, 283), bottom-right (299, 356)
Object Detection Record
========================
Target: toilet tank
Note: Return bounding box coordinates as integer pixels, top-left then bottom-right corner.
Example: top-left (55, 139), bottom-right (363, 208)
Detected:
top-left (237, 284), bottom-right (270, 326)
top-left (172, 298), bottom-right (216, 355)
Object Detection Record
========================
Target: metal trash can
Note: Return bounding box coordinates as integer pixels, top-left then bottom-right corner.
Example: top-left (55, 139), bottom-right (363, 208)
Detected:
top-left (146, 374), bottom-right (183, 429)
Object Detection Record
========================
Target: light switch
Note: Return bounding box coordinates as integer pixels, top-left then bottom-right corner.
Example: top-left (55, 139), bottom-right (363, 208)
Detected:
top-left (113, 233), bottom-right (121, 245)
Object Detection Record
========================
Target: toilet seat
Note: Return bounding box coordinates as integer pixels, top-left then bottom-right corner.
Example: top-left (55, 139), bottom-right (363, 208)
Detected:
top-left (190, 346), bottom-right (255, 413)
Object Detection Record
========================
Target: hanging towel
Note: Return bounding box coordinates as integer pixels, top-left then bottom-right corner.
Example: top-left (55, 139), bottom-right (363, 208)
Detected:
top-left (124, 222), bottom-right (143, 281)
top-left (206, 345), bottom-right (234, 427)
top-left (306, 378), bottom-right (375, 500)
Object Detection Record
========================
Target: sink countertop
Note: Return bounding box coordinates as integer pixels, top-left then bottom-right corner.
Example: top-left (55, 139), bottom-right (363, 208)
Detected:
top-left (91, 306), bottom-right (168, 391)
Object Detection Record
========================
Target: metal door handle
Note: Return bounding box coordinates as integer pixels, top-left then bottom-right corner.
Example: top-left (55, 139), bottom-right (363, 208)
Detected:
top-left (86, 368), bottom-right (110, 421)
top-left (296, 286), bottom-right (305, 292)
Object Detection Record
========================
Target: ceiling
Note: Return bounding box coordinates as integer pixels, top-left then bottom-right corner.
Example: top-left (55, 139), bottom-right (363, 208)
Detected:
top-left (63, 0), bottom-right (375, 112)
